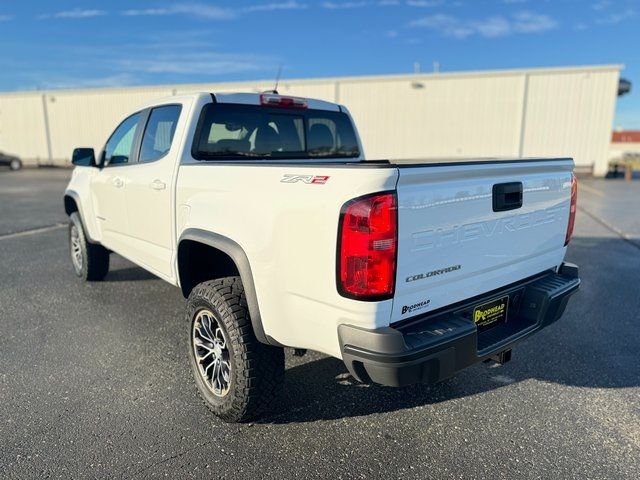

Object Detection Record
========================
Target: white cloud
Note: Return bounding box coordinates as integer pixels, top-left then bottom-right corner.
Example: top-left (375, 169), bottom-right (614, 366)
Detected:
top-left (41, 73), bottom-right (140, 90)
top-left (407, 0), bottom-right (441, 7)
top-left (116, 52), bottom-right (275, 76)
top-left (592, 1), bottom-right (611, 11)
top-left (595, 8), bottom-right (635, 24)
top-left (409, 14), bottom-right (473, 38)
top-left (322, 2), bottom-right (368, 9)
top-left (475, 16), bottom-right (511, 37)
top-left (168, 4), bottom-right (235, 19)
top-left (0, 14), bottom-right (13, 21)
top-left (6, 29), bottom-right (281, 92)
top-left (39, 9), bottom-right (107, 20)
top-left (378, 0), bottom-right (400, 5)
top-left (386, 29), bottom-right (399, 37)
top-left (122, 4), bottom-right (235, 20)
top-left (243, 1), bottom-right (308, 12)
top-left (512, 11), bottom-right (558, 33)
top-left (123, 2), bottom-right (309, 18)
top-left (409, 11), bottom-right (557, 38)
top-left (121, 8), bottom-right (169, 17)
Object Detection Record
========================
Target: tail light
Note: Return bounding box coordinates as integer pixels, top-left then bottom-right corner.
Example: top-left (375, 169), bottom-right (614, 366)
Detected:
top-left (565, 174), bottom-right (578, 246)
top-left (337, 192), bottom-right (397, 300)
top-left (260, 94), bottom-right (308, 109)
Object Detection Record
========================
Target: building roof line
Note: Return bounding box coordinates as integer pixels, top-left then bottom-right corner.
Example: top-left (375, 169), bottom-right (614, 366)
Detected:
top-left (0, 64), bottom-right (624, 98)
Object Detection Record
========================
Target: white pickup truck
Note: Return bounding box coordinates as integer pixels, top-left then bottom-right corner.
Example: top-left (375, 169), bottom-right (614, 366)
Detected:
top-left (64, 92), bottom-right (580, 422)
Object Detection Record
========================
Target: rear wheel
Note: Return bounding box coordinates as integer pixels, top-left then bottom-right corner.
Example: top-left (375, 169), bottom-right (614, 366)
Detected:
top-left (187, 277), bottom-right (284, 422)
top-left (69, 212), bottom-right (109, 281)
top-left (9, 158), bottom-right (22, 171)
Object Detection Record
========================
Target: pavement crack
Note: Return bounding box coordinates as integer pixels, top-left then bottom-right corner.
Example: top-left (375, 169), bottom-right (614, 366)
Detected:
top-left (122, 440), bottom-right (218, 479)
top-left (0, 223), bottom-right (66, 241)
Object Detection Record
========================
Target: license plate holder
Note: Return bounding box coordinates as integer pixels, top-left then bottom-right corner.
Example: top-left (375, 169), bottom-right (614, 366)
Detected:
top-left (473, 295), bottom-right (509, 333)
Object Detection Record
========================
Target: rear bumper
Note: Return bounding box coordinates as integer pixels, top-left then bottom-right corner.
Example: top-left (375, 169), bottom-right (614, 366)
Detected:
top-left (338, 263), bottom-right (580, 387)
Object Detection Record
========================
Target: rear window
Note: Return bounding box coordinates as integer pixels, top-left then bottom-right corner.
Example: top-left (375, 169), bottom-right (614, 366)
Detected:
top-left (192, 103), bottom-right (360, 160)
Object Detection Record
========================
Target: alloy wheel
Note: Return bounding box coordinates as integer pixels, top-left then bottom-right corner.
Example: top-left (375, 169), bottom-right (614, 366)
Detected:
top-left (192, 309), bottom-right (232, 397)
top-left (70, 226), bottom-right (83, 274)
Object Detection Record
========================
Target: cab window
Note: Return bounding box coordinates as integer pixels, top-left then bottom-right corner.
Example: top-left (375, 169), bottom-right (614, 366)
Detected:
top-left (192, 104), bottom-right (359, 160)
top-left (140, 105), bottom-right (182, 163)
top-left (103, 112), bottom-right (143, 166)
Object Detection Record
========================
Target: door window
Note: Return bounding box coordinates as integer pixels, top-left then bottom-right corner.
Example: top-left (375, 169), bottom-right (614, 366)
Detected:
top-left (103, 112), bottom-right (143, 166)
top-left (140, 105), bottom-right (182, 163)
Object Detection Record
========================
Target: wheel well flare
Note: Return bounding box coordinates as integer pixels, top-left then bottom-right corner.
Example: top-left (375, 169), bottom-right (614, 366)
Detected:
top-left (64, 195), bottom-right (79, 216)
top-left (177, 240), bottom-right (240, 298)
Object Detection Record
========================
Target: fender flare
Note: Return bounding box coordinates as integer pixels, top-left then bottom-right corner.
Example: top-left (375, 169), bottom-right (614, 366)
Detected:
top-left (178, 228), bottom-right (272, 346)
top-left (64, 190), bottom-right (98, 243)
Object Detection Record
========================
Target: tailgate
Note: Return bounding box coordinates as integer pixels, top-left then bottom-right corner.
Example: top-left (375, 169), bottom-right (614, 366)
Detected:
top-left (392, 159), bottom-right (574, 323)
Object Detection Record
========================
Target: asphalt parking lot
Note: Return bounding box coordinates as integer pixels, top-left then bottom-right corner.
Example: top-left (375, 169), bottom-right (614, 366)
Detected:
top-left (1, 168), bottom-right (638, 479)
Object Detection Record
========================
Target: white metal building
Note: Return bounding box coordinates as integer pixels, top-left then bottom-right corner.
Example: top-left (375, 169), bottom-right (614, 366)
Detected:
top-left (0, 64), bottom-right (622, 175)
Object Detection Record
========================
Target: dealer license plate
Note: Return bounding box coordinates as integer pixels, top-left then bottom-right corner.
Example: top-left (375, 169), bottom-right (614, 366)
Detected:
top-left (473, 295), bottom-right (509, 333)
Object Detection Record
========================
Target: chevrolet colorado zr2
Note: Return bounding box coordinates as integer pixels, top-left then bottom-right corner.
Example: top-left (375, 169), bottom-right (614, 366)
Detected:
top-left (64, 92), bottom-right (580, 422)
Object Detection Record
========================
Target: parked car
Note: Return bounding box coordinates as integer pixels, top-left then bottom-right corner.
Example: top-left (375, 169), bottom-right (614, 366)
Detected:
top-left (0, 152), bottom-right (22, 171)
top-left (64, 92), bottom-right (580, 422)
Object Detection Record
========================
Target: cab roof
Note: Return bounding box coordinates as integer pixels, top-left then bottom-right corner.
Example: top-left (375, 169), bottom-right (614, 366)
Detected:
top-left (138, 92), bottom-right (342, 112)
top-left (212, 92), bottom-right (341, 112)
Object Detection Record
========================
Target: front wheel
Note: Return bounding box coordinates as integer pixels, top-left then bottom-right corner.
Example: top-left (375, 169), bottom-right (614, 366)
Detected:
top-left (186, 277), bottom-right (284, 422)
top-left (9, 158), bottom-right (22, 171)
top-left (68, 212), bottom-right (110, 281)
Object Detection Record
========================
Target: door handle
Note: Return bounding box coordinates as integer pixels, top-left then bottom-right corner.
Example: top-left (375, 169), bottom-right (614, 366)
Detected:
top-left (149, 179), bottom-right (166, 191)
top-left (112, 177), bottom-right (124, 188)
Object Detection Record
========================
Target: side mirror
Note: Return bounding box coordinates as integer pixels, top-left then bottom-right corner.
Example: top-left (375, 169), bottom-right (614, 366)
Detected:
top-left (72, 148), bottom-right (96, 167)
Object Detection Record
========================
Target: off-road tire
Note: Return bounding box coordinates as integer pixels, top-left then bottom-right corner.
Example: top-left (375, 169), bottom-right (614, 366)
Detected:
top-left (69, 212), bottom-right (110, 281)
top-left (186, 277), bottom-right (284, 422)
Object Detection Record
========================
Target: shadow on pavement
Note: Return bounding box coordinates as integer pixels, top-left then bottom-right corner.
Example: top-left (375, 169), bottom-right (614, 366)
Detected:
top-left (261, 343), bottom-right (637, 425)
top-left (257, 235), bottom-right (639, 424)
top-left (82, 235), bottom-right (639, 425)
top-left (104, 266), bottom-right (157, 282)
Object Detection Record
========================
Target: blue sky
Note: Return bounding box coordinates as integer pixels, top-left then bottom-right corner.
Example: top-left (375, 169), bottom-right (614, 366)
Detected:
top-left (0, 0), bottom-right (637, 128)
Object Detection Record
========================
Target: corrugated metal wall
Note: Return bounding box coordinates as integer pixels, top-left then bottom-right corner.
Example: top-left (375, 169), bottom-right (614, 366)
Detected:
top-left (521, 69), bottom-right (619, 175)
top-left (0, 65), bottom-right (620, 175)
top-left (0, 94), bottom-right (49, 162)
top-left (335, 74), bottom-right (526, 160)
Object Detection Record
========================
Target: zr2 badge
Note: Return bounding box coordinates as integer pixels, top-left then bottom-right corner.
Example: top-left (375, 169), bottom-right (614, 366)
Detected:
top-left (281, 174), bottom-right (330, 185)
